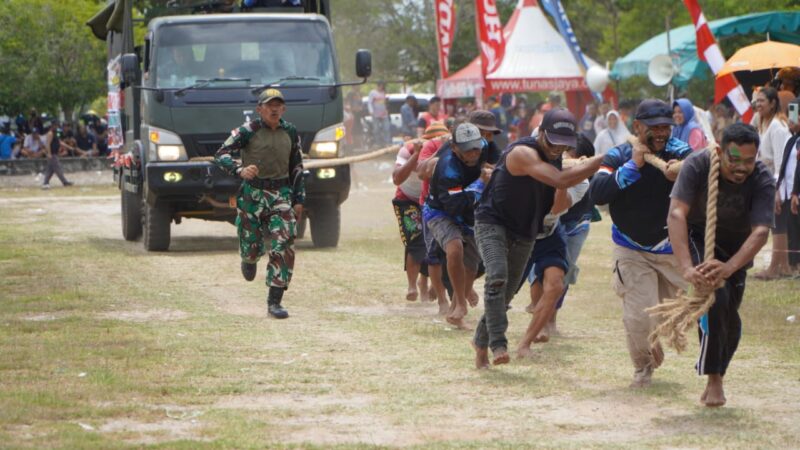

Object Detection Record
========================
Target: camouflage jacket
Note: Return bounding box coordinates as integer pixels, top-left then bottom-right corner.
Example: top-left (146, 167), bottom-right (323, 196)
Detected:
top-left (214, 117), bottom-right (305, 205)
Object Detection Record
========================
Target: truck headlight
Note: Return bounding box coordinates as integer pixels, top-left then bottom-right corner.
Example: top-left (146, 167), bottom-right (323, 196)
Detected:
top-left (148, 127), bottom-right (188, 161)
top-left (309, 123), bottom-right (345, 158)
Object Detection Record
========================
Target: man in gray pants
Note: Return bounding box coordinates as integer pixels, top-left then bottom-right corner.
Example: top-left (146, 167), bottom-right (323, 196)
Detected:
top-left (472, 109), bottom-right (603, 368)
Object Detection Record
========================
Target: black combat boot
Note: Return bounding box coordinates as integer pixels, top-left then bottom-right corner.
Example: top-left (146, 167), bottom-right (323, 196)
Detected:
top-left (267, 286), bottom-right (289, 319)
top-left (241, 261), bottom-right (257, 281)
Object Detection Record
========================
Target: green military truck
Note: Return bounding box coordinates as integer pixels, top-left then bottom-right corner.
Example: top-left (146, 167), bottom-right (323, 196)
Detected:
top-left (87, 0), bottom-right (370, 251)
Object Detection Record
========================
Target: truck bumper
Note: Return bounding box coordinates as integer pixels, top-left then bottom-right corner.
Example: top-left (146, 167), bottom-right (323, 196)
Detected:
top-left (146, 161), bottom-right (240, 197)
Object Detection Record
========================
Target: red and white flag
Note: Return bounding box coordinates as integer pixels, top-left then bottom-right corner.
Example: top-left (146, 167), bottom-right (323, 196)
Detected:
top-left (475, 0), bottom-right (506, 78)
top-left (435, 0), bottom-right (456, 79)
top-left (683, 0), bottom-right (753, 123)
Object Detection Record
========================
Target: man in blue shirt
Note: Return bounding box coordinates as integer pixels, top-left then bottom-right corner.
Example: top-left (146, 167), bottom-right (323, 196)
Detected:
top-left (424, 123), bottom-right (491, 329)
top-left (0, 123), bottom-right (16, 160)
top-left (400, 95), bottom-right (418, 139)
top-left (588, 99), bottom-right (692, 388)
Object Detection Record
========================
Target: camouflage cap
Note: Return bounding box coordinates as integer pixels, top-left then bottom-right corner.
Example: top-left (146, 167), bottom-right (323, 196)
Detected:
top-left (258, 88), bottom-right (285, 105)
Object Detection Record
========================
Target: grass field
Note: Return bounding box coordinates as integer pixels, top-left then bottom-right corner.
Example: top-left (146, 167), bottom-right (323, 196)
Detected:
top-left (1, 165), bottom-right (799, 448)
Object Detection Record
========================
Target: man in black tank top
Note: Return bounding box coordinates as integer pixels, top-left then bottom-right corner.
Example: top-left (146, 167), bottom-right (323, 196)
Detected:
top-left (471, 109), bottom-right (604, 368)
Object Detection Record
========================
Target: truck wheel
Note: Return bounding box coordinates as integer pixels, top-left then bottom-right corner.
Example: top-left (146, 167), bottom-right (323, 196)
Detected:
top-left (310, 204), bottom-right (340, 248)
top-left (121, 189), bottom-right (142, 241)
top-left (296, 213), bottom-right (307, 239)
top-left (144, 203), bottom-right (172, 251)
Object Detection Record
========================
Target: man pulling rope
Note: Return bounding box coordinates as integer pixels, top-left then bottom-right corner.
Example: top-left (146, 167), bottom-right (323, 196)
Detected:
top-left (653, 123), bottom-right (774, 407)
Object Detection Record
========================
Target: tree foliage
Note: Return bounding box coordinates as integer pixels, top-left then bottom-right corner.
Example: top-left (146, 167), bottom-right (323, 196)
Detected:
top-left (331, 0), bottom-right (799, 98)
top-left (0, 0), bottom-right (107, 119)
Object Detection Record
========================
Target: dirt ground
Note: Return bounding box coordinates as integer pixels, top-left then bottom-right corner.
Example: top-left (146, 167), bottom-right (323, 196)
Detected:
top-left (1, 157), bottom-right (799, 448)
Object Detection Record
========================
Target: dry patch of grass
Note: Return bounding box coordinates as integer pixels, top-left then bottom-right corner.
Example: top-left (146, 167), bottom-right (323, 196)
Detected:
top-left (1, 167), bottom-right (799, 448)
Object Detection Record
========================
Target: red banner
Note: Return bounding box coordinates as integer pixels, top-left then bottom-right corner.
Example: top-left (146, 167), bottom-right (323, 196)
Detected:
top-left (435, 0), bottom-right (456, 79)
top-left (475, 0), bottom-right (506, 78)
top-left (683, 0), bottom-right (753, 123)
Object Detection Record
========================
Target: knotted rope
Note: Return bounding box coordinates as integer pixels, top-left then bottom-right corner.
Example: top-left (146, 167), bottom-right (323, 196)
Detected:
top-left (645, 146), bottom-right (721, 353)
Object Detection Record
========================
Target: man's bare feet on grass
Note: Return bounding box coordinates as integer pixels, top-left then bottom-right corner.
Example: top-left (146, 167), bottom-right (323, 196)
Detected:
top-left (525, 302), bottom-right (535, 314)
top-left (437, 298), bottom-right (450, 316)
top-left (533, 332), bottom-right (549, 343)
top-left (429, 287), bottom-right (438, 302)
top-left (651, 342), bottom-right (665, 369)
top-left (492, 347), bottom-right (510, 365)
top-left (445, 315), bottom-right (472, 330)
top-left (467, 289), bottom-right (479, 307)
top-left (472, 342), bottom-right (490, 369)
top-left (418, 279), bottom-right (431, 302)
top-left (704, 374), bottom-right (726, 407)
top-left (516, 346), bottom-right (534, 359)
top-left (406, 288), bottom-right (418, 301)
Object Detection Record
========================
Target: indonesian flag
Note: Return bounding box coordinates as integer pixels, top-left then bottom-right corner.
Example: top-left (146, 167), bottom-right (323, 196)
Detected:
top-left (435, 0), bottom-right (456, 79)
top-left (475, 0), bottom-right (506, 77)
top-left (683, 0), bottom-right (753, 123)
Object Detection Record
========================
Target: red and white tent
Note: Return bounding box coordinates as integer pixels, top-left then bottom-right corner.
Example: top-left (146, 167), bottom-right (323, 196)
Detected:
top-left (437, 0), bottom-right (599, 103)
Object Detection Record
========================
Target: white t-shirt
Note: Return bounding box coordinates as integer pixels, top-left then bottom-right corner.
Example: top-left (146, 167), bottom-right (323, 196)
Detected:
top-left (758, 117), bottom-right (791, 176)
top-left (23, 134), bottom-right (46, 152)
top-left (394, 143), bottom-right (422, 200)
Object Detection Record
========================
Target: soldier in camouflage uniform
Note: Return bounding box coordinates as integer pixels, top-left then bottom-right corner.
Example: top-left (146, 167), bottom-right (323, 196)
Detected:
top-left (214, 88), bottom-right (305, 319)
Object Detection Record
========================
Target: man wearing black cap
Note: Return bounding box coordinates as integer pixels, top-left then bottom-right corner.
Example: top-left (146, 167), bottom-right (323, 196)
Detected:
top-left (214, 88), bottom-right (305, 319)
top-left (471, 108), bottom-right (604, 368)
top-left (588, 99), bottom-right (692, 387)
top-left (469, 110), bottom-right (503, 164)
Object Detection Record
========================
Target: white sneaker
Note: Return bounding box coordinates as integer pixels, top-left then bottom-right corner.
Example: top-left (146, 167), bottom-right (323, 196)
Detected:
top-left (41, 184), bottom-right (51, 190)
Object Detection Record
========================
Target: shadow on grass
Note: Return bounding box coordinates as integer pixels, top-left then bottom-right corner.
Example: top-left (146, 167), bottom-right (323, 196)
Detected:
top-left (88, 236), bottom-right (239, 255)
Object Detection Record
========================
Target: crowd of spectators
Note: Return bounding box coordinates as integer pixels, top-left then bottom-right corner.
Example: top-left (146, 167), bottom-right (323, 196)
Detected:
top-left (0, 109), bottom-right (110, 161)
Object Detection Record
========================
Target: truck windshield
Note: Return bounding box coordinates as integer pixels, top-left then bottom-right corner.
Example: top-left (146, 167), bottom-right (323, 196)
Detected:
top-left (154, 20), bottom-right (336, 89)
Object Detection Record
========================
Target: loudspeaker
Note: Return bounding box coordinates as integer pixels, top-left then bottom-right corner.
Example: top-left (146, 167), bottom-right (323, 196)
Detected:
top-left (648, 55), bottom-right (676, 87)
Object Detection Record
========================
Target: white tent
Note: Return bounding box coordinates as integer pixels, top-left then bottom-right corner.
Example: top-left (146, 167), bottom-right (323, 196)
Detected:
top-left (437, 0), bottom-right (599, 98)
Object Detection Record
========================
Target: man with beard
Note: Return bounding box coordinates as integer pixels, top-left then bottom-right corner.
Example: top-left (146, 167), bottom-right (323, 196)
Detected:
top-left (472, 109), bottom-right (604, 368)
top-left (668, 123), bottom-right (774, 406)
top-left (588, 99), bottom-right (692, 388)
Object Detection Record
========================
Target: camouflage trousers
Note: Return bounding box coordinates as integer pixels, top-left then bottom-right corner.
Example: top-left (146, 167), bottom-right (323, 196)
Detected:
top-left (237, 183), bottom-right (297, 289)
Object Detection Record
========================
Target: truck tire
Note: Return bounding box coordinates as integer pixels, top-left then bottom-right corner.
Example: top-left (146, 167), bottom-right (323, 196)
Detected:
top-left (296, 213), bottom-right (307, 239)
top-left (121, 189), bottom-right (143, 241)
top-left (144, 203), bottom-right (172, 251)
top-left (310, 204), bottom-right (340, 248)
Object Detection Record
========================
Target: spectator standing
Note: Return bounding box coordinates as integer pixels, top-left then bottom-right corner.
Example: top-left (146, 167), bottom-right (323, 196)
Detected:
top-left (42, 121), bottom-right (73, 189)
top-left (418, 96), bottom-right (448, 137)
top-left (672, 99), bottom-right (708, 151)
top-left (775, 98), bottom-right (800, 272)
top-left (400, 95), bottom-right (418, 139)
top-left (753, 87), bottom-right (792, 279)
top-left (487, 96), bottom-right (509, 150)
top-left (367, 81), bottom-right (391, 147)
top-left (593, 110), bottom-right (630, 156)
top-left (578, 103), bottom-right (598, 142)
top-left (593, 102), bottom-right (611, 136)
top-left (0, 124), bottom-right (16, 160)
top-left (345, 87), bottom-right (364, 148)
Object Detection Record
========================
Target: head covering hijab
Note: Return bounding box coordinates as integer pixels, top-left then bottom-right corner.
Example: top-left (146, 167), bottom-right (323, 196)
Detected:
top-left (671, 98), bottom-right (702, 144)
top-left (604, 110), bottom-right (630, 145)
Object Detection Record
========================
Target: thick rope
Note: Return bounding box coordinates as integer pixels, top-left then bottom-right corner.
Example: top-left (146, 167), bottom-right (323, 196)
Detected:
top-left (191, 143), bottom-right (404, 169)
top-left (645, 147), bottom-right (720, 352)
top-left (626, 136), bottom-right (682, 179)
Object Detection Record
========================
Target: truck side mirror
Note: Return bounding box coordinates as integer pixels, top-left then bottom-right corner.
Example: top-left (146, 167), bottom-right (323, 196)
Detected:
top-left (121, 53), bottom-right (140, 85)
top-left (355, 49), bottom-right (371, 79)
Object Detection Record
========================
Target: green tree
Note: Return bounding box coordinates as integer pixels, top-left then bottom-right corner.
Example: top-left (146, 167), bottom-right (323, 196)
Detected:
top-left (0, 0), bottom-right (107, 121)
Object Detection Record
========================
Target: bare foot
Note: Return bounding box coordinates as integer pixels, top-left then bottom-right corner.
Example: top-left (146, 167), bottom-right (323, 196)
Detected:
top-left (437, 299), bottom-right (450, 316)
top-left (428, 287), bottom-right (438, 302)
top-left (467, 289), bottom-right (479, 307)
top-left (450, 303), bottom-right (468, 320)
top-left (704, 375), bottom-right (726, 407)
top-left (472, 342), bottom-right (490, 369)
top-left (445, 315), bottom-right (471, 330)
top-left (533, 333), bottom-right (549, 344)
top-left (525, 302), bottom-right (535, 314)
top-left (418, 279), bottom-right (430, 302)
top-left (492, 348), bottom-right (510, 365)
top-left (406, 288), bottom-right (418, 301)
top-left (700, 386), bottom-right (708, 404)
top-left (651, 342), bottom-right (665, 369)
top-left (516, 346), bottom-right (534, 359)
